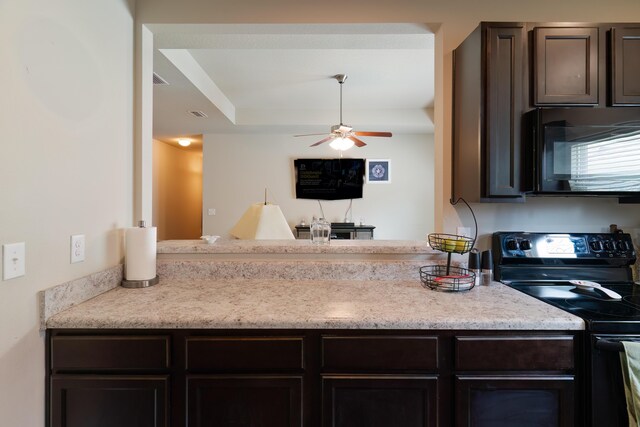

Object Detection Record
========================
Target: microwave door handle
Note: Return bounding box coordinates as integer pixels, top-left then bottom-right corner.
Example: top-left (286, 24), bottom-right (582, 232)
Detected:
top-left (595, 338), bottom-right (640, 352)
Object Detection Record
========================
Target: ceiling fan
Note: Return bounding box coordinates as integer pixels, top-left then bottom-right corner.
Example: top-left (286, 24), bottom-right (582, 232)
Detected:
top-left (294, 74), bottom-right (392, 149)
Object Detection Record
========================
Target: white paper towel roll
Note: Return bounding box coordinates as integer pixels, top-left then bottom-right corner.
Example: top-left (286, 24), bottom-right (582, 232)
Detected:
top-left (125, 226), bottom-right (157, 281)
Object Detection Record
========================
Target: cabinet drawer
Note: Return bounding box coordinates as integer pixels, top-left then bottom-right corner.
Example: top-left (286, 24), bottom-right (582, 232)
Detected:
top-left (51, 335), bottom-right (170, 372)
top-left (455, 336), bottom-right (575, 371)
top-left (322, 336), bottom-right (438, 371)
top-left (186, 337), bottom-right (304, 371)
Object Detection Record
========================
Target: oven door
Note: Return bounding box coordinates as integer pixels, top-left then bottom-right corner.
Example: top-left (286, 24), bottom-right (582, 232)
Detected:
top-left (591, 334), bottom-right (640, 427)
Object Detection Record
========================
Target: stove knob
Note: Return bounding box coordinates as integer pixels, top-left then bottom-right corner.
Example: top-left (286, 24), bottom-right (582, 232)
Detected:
top-left (617, 241), bottom-right (629, 251)
top-left (520, 239), bottom-right (532, 250)
top-left (506, 240), bottom-right (519, 251)
top-left (589, 241), bottom-right (603, 251)
top-left (604, 241), bottom-right (615, 251)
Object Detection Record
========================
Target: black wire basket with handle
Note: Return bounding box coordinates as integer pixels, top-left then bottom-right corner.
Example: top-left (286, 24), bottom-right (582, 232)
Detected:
top-left (420, 198), bottom-right (478, 292)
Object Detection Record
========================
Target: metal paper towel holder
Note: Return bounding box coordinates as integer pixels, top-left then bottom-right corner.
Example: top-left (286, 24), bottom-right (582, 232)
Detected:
top-left (122, 220), bottom-right (160, 289)
top-left (122, 275), bottom-right (159, 289)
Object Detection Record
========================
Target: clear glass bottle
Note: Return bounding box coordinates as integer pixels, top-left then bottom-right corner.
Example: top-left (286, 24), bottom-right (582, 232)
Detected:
top-left (311, 218), bottom-right (331, 244)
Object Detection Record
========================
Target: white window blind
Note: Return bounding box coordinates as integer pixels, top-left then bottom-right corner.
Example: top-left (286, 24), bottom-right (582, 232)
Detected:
top-left (568, 129), bottom-right (640, 191)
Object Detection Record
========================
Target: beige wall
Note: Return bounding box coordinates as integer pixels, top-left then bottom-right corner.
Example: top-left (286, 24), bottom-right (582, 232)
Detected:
top-left (0, 0), bottom-right (134, 424)
top-left (203, 134), bottom-right (434, 240)
top-left (153, 140), bottom-right (203, 240)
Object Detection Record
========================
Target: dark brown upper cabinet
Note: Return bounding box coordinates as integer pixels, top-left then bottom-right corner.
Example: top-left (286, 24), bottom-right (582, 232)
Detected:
top-left (611, 27), bottom-right (640, 105)
top-left (452, 22), bottom-right (640, 204)
top-left (452, 23), bottom-right (526, 202)
top-left (533, 27), bottom-right (599, 105)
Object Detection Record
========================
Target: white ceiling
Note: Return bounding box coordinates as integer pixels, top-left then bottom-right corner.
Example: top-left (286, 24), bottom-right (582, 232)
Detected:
top-left (152, 24), bottom-right (435, 147)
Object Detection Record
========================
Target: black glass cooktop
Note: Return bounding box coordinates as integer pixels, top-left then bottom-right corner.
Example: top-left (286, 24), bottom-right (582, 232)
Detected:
top-left (510, 282), bottom-right (640, 333)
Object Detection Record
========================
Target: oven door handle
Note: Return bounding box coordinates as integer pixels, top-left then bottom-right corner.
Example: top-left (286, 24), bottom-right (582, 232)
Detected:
top-left (595, 338), bottom-right (640, 352)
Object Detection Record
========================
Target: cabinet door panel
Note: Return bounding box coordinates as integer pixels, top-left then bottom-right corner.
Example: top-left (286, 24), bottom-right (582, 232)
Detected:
top-left (322, 375), bottom-right (438, 427)
top-left (50, 376), bottom-right (168, 427)
top-left (187, 376), bottom-right (302, 427)
top-left (485, 25), bottom-right (525, 197)
top-left (612, 27), bottom-right (640, 105)
top-left (455, 376), bottom-right (574, 427)
top-left (534, 27), bottom-right (599, 105)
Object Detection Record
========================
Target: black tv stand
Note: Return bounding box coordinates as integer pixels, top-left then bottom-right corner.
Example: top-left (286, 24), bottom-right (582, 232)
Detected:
top-left (295, 224), bottom-right (375, 240)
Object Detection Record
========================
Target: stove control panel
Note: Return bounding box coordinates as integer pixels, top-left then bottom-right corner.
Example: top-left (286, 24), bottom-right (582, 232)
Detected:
top-left (493, 231), bottom-right (636, 263)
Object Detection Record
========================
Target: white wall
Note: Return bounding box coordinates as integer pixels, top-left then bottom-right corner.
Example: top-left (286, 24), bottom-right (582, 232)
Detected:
top-left (454, 198), bottom-right (640, 251)
top-left (203, 134), bottom-right (434, 239)
top-left (0, 1), bottom-right (134, 424)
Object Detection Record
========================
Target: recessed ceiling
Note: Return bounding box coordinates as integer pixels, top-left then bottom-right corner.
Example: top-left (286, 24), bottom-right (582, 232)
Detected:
top-left (152, 24), bottom-right (435, 143)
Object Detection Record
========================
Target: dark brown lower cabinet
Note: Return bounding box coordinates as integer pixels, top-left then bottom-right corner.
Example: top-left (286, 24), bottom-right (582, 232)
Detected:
top-left (322, 375), bottom-right (438, 427)
top-left (186, 376), bottom-right (303, 427)
top-left (49, 376), bottom-right (168, 427)
top-left (47, 330), bottom-right (580, 427)
top-left (455, 376), bottom-right (575, 427)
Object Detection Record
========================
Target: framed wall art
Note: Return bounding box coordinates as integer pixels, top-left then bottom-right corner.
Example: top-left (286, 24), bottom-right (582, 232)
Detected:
top-left (366, 159), bottom-right (391, 184)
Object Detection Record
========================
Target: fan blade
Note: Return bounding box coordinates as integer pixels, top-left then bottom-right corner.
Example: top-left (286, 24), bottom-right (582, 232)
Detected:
top-left (310, 136), bottom-right (334, 147)
top-left (348, 136), bottom-right (367, 147)
top-left (294, 133), bottom-right (329, 137)
top-left (353, 131), bottom-right (392, 137)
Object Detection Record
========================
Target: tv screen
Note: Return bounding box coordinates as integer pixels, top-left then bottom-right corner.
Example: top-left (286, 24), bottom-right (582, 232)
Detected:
top-left (294, 158), bottom-right (365, 200)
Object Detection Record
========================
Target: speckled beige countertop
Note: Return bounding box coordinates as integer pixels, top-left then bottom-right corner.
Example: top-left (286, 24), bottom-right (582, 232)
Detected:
top-left (158, 239), bottom-right (439, 255)
top-left (46, 278), bottom-right (584, 330)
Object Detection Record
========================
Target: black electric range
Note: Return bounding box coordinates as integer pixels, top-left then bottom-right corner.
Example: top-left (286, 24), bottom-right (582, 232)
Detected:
top-left (493, 231), bottom-right (638, 427)
top-left (493, 231), bottom-right (638, 331)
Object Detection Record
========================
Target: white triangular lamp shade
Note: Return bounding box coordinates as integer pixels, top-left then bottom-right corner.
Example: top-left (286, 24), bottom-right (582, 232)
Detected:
top-left (230, 203), bottom-right (295, 240)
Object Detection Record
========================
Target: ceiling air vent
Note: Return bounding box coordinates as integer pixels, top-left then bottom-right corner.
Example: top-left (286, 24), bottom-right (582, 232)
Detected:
top-left (153, 72), bottom-right (169, 85)
top-left (188, 110), bottom-right (208, 118)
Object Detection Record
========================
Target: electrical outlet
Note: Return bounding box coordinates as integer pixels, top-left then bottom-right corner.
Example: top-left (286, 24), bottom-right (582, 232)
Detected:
top-left (71, 235), bottom-right (85, 263)
top-left (457, 227), bottom-right (472, 238)
top-left (3, 242), bottom-right (25, 280)
top-left (208, 208), bottom-right (216, 216)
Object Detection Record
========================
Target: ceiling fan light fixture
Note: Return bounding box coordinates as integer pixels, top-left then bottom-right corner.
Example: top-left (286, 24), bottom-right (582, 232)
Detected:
top-left (294, 74), bottom-right (391, 148)
top-left (329, 137), bottom-right (354, 151)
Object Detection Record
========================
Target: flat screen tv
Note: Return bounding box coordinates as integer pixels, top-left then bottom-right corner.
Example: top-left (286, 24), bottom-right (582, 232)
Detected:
top-left (294, 158), bottom-right (365, 200)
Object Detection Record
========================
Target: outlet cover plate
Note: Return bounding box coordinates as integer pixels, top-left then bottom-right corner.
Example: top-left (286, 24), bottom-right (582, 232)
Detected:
top-left (71, 235), bottom-right (85, 263)
top-left (3, 242), bottom-right (26, 280)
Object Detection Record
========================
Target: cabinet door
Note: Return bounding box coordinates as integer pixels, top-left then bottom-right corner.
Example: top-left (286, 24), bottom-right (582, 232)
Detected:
top-left (485, 25), bottom-right (525, 198)
top-left (187, 376), bottom-right (302, 427)
top-left (611, 27), bottom-right (640, 105)
top-left (322, 375), bottom-right (438, 427)
top-left (534, 27), bottom-right (599, 105)
top-left (455, 376), bottom-right (575, 427)
top-left (50, 376), bottom-right (168, 427)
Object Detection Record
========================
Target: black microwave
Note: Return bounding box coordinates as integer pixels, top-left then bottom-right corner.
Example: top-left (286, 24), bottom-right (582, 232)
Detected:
top-left (525, 107), bottom-right (640, 197)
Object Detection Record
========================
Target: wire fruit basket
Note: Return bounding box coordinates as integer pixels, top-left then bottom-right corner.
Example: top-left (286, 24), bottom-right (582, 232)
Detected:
top-left (420, 265), bottom-right (476, 292)
top-left (420, 198), bottom-right (478, 292)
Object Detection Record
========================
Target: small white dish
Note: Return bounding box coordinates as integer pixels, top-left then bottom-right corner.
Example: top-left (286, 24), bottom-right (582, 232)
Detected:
top-left (200, 235), bottom-right (220, 244)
